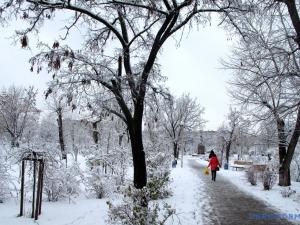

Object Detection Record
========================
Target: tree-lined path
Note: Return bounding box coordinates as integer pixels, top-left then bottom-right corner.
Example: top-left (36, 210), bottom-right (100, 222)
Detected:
top-left (188, 159), bottom-right (299, 225)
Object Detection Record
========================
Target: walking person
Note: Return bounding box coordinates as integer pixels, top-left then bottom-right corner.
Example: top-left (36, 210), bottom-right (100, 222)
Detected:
top-left (207, 150), bottom-right (220, 181)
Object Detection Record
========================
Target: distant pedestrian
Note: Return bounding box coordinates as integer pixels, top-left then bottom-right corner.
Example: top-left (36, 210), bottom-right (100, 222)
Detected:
top-left (207, 150), bottom-right (220, 181)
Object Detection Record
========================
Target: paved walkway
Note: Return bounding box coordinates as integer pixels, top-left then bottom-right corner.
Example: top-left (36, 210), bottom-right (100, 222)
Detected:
top-left (188, 159), bottom-right (300, 225)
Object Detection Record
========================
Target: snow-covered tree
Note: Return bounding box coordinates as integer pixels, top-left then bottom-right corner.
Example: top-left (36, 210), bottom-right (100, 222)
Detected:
top-left (161, 94), bottom-right (205, 159)
top-left (217, 107), bottom-right (244, 164)
top-left (223, 6), bottom-right (300, 185)
top-left (0, 86), bottom-right (39, 147)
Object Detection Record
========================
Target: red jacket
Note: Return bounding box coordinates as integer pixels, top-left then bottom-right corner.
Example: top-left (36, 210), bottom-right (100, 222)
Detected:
top-left (208, 156), bottom-right (220, 170)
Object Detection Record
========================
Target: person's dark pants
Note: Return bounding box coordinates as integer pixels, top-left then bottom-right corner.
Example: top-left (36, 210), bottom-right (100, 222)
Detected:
top-left (211, 170), bottom-right (217, 181)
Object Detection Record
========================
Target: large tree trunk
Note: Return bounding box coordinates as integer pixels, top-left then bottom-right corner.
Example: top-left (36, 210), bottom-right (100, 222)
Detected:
top-left (279, 167), bottom-right (291, 186)
top-left (128, 118), bottom-right (147, 189)
top-left (280, 107), bottom-right (300, 186)
top-left (276, 118), bottom-right (290, 186)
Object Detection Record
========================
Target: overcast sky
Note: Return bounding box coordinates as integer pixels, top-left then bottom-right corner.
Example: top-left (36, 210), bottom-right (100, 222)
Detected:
top-left (0, 19), bottom-right (233, 131)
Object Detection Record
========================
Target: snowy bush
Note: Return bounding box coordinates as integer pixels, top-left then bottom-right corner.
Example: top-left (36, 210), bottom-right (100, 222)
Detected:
top-left (44, 162), bottom-right (81, 201)
top-left (146, 150), bottom-right (172, 200)
top-left (0, 156), bottom-right (11, 202)
top-left (107, 151), bottom-right (173, 224)
top-left (246, 167), bottom-right (258, 185)
top-left (85, 166), bottom-right (116, 199)
top-left (84, 144), bottom-right (130, 198)
top-left (262, 169), bottom-right (277, 190)
top-left (280, 187), bottom-right (296, 198)
top-left (107, 185), bottom-right (175, 225)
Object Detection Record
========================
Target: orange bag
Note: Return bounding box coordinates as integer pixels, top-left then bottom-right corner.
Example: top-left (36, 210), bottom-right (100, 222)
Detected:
top-left (204, 167), bottom-right (209, 176)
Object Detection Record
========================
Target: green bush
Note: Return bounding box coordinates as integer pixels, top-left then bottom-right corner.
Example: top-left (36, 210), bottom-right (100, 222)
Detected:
top-left (147, 171), bottom-right (171, 200)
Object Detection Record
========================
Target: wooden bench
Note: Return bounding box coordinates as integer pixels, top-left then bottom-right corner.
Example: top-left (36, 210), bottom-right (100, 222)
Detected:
top-left (251, 164), bottom-right (267, 172)
top-left (230, 160), bottom-right (253, 171)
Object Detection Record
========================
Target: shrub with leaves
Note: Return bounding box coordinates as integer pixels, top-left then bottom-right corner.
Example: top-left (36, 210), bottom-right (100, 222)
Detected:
top-left (280, 187), bottom-right (296, 198)
top-left (262, 169), bottom-right (277, 190)
top-left (146, 171), bottom-right (171, 200)
top-left (107, 185), bottom-right (175, 225)
top-left (146, 152), bottom-right (172, 200)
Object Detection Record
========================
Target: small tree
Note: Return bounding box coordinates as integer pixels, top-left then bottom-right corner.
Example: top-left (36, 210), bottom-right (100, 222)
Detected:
top-left (0, 86), bottom-right (39, 147)
top-left (262, 169), bottom-right (277, 190)
top-left (161, 94), bottom-right (205, 158)
top-left (218, 107), bottom-right (243, 164)
top-left (246, 166), bottom-right (258, 186)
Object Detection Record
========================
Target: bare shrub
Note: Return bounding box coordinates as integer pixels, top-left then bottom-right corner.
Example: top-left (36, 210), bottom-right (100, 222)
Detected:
top-left (280, 187), bottom-right (296, 198)
top-left (262, 169), bottom-right (277, 190)
top-left (246, 167), bottom-right (257, 185)
top-left (85, 166), bottom-right (116, 199)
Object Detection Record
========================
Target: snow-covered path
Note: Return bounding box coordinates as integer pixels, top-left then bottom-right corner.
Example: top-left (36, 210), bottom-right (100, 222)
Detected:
top-left (188, 158), bottom-right (299, 225)
top-left (166, 158), bottom-right (209, 225)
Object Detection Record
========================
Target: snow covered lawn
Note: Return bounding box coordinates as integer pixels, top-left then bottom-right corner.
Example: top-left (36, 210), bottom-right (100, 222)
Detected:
top-left (196, 158), bottom-right (300, 216)
top-left (0, 158), bottom-right (208, 225)
top-left (0, 198), bottom-right (108, 225)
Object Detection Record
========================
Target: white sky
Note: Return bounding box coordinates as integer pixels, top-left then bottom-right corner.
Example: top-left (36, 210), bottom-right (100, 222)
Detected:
top-left (160, 23), bottom-right (233, 130)
top-left (0, 19), bottom-right (233, 131)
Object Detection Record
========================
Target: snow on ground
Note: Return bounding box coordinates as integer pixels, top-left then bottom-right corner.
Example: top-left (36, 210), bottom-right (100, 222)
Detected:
top-left (165, 157), bottom-right (209, 225)
top-left (196, 157), bottom-right (300, 216)
top-left (0, 197), bottom-right (108, 225)
top-left (0, 157), bottom-right (209, 225)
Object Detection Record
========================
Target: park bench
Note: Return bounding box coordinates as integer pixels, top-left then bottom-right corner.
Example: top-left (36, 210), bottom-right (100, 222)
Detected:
top-left (250, 164), bottom-right (267, 172)
top-left (230, 160), bottom-right (253, 171)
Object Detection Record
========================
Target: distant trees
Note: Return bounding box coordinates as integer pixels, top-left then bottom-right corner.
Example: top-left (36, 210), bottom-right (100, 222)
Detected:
top-left (0, 86), bottom-right (39, 147)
